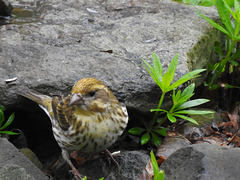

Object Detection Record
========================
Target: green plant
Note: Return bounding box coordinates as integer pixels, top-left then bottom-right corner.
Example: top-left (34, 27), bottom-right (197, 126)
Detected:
top-left (151, 150), bottom-right (165, 180)
top-left (175, 0), bottom-right (238, 7)
top-left (196, 0), bottom-right (240, 89)
top-left (0, 106), bottom-right (18, 136)
top-left (129, 53), bottom-right (214, 146)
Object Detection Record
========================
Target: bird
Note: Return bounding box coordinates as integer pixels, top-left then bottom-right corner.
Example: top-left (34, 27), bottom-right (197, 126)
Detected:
top-left (18, 78), bottom-right (128, 179)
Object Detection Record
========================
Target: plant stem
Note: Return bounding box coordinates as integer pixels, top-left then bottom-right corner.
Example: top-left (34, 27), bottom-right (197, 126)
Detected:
top-left (149, 92), bottom-right (165, 129)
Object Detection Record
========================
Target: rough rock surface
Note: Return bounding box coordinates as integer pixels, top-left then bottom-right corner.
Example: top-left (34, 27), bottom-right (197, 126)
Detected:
top-left (0, 138), bottom-right (48, 180)
top-left (79, 150), bottom-right (149, 180)
top-left (0, 0), bottom-right (221, 113)
top-left (161, 143), bottom-right (240, 180)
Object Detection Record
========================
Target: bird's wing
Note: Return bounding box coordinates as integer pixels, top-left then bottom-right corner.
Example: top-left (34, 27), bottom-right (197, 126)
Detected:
top-left (52, 96), bottom-right (72, 131)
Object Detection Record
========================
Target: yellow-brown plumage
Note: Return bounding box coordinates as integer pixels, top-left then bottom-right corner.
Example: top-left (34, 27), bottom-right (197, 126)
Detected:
top-left (18, 78), bottom-right (128, 179)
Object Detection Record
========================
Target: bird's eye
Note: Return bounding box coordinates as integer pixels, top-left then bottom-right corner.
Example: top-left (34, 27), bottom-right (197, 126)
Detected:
top-left (88, 90), bottom-right (96, 97)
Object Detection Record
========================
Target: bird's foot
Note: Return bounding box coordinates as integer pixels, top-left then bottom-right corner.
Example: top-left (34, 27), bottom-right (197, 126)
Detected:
top-left (70, 167), bottom-right (85, 180)
top-left (104, 149), bottom-right (121, 167)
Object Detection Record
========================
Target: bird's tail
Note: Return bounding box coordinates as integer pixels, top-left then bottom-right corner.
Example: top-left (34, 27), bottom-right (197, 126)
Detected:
top-left (17, 90), bottom-right (52, 107)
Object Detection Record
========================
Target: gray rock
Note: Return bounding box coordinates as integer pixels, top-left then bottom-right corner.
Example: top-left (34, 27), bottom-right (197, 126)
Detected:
top-left (161, 143), bottom-right (240, 180)
top-left (0, 164), bottom-right (35, 180)
top-left (79, 150), bottom-right (149, 180)
top-left (0, 0), bottom-right (13, 16)
top-left (1, 0), bottom-right (221, 113)
top-left (0, 138), bottom-right (48, 180)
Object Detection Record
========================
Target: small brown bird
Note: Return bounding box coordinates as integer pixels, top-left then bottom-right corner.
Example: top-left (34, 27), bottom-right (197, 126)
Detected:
top-left (18, 78), bottom-right (128, 179)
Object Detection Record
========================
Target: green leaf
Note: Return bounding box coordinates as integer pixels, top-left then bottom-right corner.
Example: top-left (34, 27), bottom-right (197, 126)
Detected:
top-left (81, 176), bottom-right (87, 180)
top-left (167, 113), bottom-right (177, 123)
top-left (0, 113), bottom-right (15, 130)
top-left (0, 106), bottom-right (5, 111)
top-left (195, 11), bottom-right (231, 36)
top-left (0, 131), bottom-right (20, 135)
top-left (169, 69), bottom-right (206, 90)
top-left (142, 59), bottom-right (162, 89)
top-left (181, 83), bottom-right (195, 98)
top-left (141, 132), bottom-right (150, 145)
top-left (0, 110), bottom-right (4, 128)
top-left (154, 128), bottom-right (167, 137)
top-left (128, 127), bottom-right (145, 135)
top-left (151, 150), bottom-right (159, 178)
top-left (152, 53), bottom-right (163, 80)
top-left (99, 178), bottom-right (104, 180)
top-left (151, 132), bottom-right (162, 147)
top-left (174, 109), bottom-right (215, 115)
top-left (224, 83), bottom-right (240, 89)
top-left (154, 170), bottom-right (165, 180)
top-left (216, 0), bottom-right (233, 35)
top-left (175, 99), bottom-right (210, 111)
top-left (174, 114), bottom-right (199, 125)
top-left (150, 108), bottom-right (168, 113)
top-left (162, 54), bottom-right (178, 91)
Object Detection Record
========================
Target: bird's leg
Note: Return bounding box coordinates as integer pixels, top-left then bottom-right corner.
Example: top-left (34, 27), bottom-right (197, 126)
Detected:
top-left (104, 149), bottom-right (120, 167)
top-left (62, 150), bottom-right (84, 180)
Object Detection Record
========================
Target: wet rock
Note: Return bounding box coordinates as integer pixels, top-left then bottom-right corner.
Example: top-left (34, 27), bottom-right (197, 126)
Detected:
top-left (0, 0), bottom-right (221, 113)
top-left (0, 0), bottom-right (13, 16)
top-left (161, 143), bottom-right (240, 180)
top-left (0, 138), bottom-right (48, 180)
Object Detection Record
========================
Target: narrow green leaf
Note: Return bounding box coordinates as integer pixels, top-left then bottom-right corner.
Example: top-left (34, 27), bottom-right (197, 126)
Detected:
top-left (175, 99), bottom-right (210, 111)
top-left (0, 106), bottom-right (5, 111)
top-left (154, 128), bottom-right (167, 137)
top-left (151, 132), bottom-right (162, 147)
top-left (162, 54), bottom-right (178, 91)
top-left (224, 83), bottom-right (240, 89)
top-left (0, 131), bottom-right (20, 135)
top-left (174, 109), bottom-right (215, 115)
top-left (167, 113), bottom-right (177, 123)
top-left (169, 69), bottom-right (206, 90)
top-left (181, 84), bottom-right (195, 98)
top-left (141, 132), bottom-right (150, 145)
top-left (162, 71), bottom-right (172, 91)
top-left (128, 127), bottom-right (145, 135)
top-left (81, 176), bottom-right (87, 180)
top-left (0, 110), bottom-right (4, 127)
top-left (142, 59), bottom-right (162, 89)
top-left (195, 11), bottom-right (231, 36)
top-left (0, 113), bottom-right (15, 130)
top-left (151, 150), bottom-right (159, 177)
top-left (174, 114), bottom-right (199, 125)
top-left (216, 0), bottom-right (233, 35)
top-left (150, 108), bottom-right (168, 113)
top-left (152, 53), bottom-right (163, 79)
top-left (154, 170), bottom-right (165, 180)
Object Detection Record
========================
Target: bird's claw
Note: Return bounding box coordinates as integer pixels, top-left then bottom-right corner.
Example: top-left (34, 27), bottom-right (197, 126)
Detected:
top-left (70, 167), bottom-right (84, 180)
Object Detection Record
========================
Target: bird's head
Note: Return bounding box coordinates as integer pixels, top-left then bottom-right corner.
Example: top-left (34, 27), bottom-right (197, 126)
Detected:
top-left (69, 78), bottom-right (118, 112)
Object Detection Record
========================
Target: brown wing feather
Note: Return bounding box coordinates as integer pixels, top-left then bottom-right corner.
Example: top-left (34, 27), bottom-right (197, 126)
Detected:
top-left (53, 95), bottom-right (73, 131)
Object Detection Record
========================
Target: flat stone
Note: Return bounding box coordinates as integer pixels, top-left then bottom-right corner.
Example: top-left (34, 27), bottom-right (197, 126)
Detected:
top-left (0, 0), bottom-right (221, 113)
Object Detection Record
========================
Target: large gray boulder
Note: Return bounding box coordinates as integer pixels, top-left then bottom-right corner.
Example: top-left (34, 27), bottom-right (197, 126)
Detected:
top-left (0, 0), bottom-right (220, 112)
top-left (161, 143), bottom-right (240, 180)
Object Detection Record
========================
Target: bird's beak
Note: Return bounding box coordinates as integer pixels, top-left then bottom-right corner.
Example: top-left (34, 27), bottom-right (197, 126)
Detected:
top-left (69, 93), bottom-right (83, 106)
